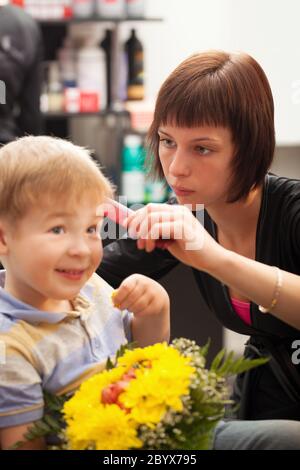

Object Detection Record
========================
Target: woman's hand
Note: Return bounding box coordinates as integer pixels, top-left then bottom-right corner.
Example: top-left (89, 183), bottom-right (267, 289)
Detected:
top-left (124, 203), bottom-right (223, 272)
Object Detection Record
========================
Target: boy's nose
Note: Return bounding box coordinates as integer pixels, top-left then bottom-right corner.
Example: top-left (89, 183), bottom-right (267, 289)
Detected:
top-left (67, 238), bottom-right (91, 257)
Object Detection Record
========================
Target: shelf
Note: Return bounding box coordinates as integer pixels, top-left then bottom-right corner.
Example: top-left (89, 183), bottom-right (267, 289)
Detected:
top-left (38, 17), bottom-right (163, 26)
top-left (42, 109), bottom-right (129, 119)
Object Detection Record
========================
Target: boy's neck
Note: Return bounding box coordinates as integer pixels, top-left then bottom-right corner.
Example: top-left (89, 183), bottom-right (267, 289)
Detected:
top-left (4, 277), bottom-right (73, 313)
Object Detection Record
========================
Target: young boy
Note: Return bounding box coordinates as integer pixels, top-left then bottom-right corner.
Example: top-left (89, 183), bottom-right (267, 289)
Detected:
top-left (0, 136), bottom-right (170, 450)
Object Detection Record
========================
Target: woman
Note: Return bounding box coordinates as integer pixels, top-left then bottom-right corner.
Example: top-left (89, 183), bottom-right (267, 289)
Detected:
top-left (98, 51), bottom-right (300, 449)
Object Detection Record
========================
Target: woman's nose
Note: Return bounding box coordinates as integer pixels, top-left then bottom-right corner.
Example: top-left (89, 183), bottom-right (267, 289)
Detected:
top-left (168, 152), bottom-right (191, 177)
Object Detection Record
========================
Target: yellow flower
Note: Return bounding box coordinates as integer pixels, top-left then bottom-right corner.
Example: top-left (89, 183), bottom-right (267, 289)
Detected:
top-left (64, 367), bottom-right (125, 416)
top-left (118, 345), bottom-right (195, 426)
top-left (63, 343), bottom-right (196, 449)
top-left (65, 404), bottom-right (142, 450)
top-left (117, 342), bottom-right (170, 369)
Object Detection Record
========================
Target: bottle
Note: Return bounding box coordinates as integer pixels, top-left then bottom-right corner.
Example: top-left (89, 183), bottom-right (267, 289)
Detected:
top-left (126, 0), bottom-right (145, 18)
top-left (145, 179), bottom-right (167, 203)
top-left (121, 134), bottom-right (145, 204)
top-left (100, 29), bottom-right (112, 108)
top-left (73, 0), bottom-right (94, 18)
top-left (47, 61), bottom-right (64, 112)
top-left (124, 29), bottom-right (144, 100)
top-left (96, 0), bottom-right (125, 18)
top-left (77, 38), bottom-right (107, 111)
top-left (57, 37), bottom-right (77, 88)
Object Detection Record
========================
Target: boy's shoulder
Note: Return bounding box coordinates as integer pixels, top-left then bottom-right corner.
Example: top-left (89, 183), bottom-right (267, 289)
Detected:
top-left (78, 273), bottom-right (119, 321)
top-left (82, 273), bottom-right (114, 301)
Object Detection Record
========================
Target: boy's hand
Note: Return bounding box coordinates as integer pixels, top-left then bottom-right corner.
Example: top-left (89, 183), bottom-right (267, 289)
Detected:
top-left (112, 274), bottom-right (169, 318)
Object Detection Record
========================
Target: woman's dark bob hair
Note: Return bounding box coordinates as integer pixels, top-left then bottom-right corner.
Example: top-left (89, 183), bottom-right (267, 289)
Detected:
top-left (147, 50), bottom-right (275, 202)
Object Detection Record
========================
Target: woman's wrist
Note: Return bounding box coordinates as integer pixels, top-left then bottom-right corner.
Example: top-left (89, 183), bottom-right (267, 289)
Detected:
top-left (193, 240), bottom-right (230, 275)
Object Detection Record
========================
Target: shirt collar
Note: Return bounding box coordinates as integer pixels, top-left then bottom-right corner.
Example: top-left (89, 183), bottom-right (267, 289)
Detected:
top-left (0, 270), bottom-right (91, 324)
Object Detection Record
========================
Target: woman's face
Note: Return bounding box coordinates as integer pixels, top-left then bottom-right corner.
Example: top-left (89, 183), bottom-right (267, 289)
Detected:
top-left (158, 125), bottom-right (236, 209)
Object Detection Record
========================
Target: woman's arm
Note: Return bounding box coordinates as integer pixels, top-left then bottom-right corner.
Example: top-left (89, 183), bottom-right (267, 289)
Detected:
top-left (209, 248), bottom-right (300, 330)
top-left (125, 203), bottom-right (300, 330)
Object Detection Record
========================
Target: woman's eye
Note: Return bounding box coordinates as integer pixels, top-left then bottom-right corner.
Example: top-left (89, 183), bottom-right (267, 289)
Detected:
top-left (159, 138), bottom-right (175, 149)
top-left (51, 226), bottom-right (64, 234)
top-left (196, 146), bottom-right (210, 155)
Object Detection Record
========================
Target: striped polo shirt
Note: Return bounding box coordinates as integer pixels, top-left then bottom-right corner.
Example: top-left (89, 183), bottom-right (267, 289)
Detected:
top-left (0, 270), bottom-right (132, 428)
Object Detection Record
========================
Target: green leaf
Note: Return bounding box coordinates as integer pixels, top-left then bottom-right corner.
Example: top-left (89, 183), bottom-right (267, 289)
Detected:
top-left (105, 355), bottom-right (115, 370)
top-left (210, 348), bottom-right (226, 371)
top-left (44, 414), bottom-right (62, 431)
top-left (198, 339), bottom-right (211, 359)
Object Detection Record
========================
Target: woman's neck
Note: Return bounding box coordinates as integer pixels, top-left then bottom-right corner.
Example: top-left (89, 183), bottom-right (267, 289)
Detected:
top-left (206, 186), bottom-right (263, 246)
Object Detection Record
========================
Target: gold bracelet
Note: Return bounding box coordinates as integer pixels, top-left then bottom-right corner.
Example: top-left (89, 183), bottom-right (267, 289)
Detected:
top-left (258, 267), bottom-right (283, 314)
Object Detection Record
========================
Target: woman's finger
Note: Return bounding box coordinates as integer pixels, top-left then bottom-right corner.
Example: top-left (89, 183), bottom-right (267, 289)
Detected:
top-left (136, 211), bottom-right (177, 240)
top-left (124, 203), bottom-right (181, 235)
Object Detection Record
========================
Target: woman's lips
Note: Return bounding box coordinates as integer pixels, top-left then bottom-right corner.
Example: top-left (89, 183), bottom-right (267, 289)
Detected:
top-left (172, 187), bottom-right (195, 197)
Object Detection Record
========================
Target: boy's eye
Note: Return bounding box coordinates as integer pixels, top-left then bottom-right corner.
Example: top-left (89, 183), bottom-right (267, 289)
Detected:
top-left (51, 226), bottom-right (64, 234)
top-left (87, 225), bottom-right (98, 234)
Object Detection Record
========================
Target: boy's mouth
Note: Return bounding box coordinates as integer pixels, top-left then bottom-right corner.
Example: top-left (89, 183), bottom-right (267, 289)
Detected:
top-left (55, 269), bottom-right (85, 281)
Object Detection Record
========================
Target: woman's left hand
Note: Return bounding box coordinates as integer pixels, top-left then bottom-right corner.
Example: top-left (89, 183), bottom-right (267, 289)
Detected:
top-left (124, 203), bottom-right (223, 272)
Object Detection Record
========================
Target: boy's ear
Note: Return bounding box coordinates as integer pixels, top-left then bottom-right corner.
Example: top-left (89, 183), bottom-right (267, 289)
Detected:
top-left (0, 222), bottom-right (9, 255)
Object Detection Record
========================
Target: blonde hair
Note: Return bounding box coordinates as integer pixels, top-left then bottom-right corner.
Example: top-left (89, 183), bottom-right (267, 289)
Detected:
top-left (0, 135), bottom-right (114, 222)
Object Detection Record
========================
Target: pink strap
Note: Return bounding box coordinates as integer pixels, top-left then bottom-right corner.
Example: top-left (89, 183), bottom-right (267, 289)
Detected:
top-left (231, 297), bottom-right (251, 325)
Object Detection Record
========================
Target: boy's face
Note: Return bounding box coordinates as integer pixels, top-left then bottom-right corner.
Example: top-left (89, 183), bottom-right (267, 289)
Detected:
top-left (2, 195), bottom-right (104, 311)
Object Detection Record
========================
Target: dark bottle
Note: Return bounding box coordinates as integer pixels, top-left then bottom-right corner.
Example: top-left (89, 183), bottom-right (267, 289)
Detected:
top-left (100, 29), bottom-right (113, 108)
top-left (124, 29), bottom-right (144, 100)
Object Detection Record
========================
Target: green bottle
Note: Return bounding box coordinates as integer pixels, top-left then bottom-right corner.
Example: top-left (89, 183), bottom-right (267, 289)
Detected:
top-left (121, 134), bottom-right (145, 204)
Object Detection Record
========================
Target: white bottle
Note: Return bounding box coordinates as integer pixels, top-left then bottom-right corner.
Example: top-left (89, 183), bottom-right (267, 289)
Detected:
top-left (126, 0), bottom-right (145, 18)
top-left (57, 37), bottom-right (77, 87)
top-left (73, 0), bottom-right (94, 18)
top-left (96, 0), bottom-right (125, 19)
top-left (77, 39), bottom-right (107, 110)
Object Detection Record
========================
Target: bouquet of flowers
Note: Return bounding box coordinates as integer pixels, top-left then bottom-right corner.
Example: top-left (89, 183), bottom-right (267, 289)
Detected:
top-left (22, 339), bottom-right (267, 450)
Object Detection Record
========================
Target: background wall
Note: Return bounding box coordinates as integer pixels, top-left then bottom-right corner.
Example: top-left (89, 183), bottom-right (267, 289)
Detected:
top-left (143, 0), bottom-right (300, 146)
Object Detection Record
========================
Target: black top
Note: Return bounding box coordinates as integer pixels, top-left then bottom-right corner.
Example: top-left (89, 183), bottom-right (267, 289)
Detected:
top-left (0, 5), bottom-right (43, 143)
top-left (99, 174), bottom-right (300, 419)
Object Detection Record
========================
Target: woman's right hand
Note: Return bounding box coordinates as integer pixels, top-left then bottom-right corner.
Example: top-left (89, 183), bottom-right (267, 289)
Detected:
top-left (124, 203), bottom-right (224, 273)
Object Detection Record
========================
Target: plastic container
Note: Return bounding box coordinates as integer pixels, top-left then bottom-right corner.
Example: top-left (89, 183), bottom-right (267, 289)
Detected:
top-left (145, 180), bottom-right (167, 203)
top-left (121, 134), bottom-right (145, 204)
top-left (100, 29), bottom-right (112, 107)
top-left (124, 29), bottom-right (144, 100)
top-left (77, 40), bottom-right (107, 110)
top-left (57, 37), bottom-right (77, 87)
top-left (96, 0), bottom-right (125, 18)
top-left (73, 0), bottom-right (95, 18)
top-left (47, 61), bottom-right (64, 112)
top-left (126, 0), bottom-right (145, 18)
